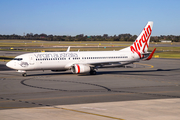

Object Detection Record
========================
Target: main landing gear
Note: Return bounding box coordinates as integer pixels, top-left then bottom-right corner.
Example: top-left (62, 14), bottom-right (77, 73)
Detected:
top-left (90, 69), bottom-right (96, 75)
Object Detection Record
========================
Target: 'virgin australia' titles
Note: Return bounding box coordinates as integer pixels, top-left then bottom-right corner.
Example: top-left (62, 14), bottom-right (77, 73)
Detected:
top-left (34, 53), bottom-right (78, 59)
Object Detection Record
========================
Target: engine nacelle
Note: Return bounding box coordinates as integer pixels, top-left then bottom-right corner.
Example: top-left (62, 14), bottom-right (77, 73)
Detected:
top-left (71, 64), bottom-right (90, 74)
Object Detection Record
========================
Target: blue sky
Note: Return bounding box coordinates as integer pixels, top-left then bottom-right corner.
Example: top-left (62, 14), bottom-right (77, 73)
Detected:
top-left (0, 0), bottom-right (180, 36)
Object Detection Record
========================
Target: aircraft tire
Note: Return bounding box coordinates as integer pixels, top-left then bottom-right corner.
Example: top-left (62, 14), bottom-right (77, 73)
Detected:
top-left (90, 70), bottom-right (96, 75)
top-left (22, 73), bottom-right (27, 77)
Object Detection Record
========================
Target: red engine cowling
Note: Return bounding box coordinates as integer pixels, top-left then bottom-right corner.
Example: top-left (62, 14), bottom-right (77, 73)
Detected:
top-left (71, 64), bottom-right (90, 74)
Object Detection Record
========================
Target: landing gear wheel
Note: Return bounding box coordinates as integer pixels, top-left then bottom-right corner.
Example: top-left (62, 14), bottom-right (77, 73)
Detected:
top-left (22, 73), bottom-right (27, 77)
top-left (90, 70), bottom-right (96, 75)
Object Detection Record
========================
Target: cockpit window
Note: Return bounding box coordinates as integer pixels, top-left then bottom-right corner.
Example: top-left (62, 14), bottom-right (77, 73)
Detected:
top-left (13, 58), bottom-right (23, 61)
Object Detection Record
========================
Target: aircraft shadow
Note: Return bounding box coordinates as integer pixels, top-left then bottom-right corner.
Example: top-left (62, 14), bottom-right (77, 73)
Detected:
top-left (27, 68), bottom-right (180, 77)
top-left (95, 68), bottom-right (180, 76)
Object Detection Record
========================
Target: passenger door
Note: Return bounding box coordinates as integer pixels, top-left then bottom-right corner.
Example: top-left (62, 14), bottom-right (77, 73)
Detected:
top-left (29, 55), bottom-right (34, 65)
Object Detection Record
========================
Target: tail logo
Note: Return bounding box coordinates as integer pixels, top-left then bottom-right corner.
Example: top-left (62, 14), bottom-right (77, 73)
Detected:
top-left (130, 25), bottom-right (152, 58)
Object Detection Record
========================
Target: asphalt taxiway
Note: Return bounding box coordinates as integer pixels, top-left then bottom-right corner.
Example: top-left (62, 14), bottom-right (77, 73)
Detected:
top-left (0, 58), bottom-right (180, 120)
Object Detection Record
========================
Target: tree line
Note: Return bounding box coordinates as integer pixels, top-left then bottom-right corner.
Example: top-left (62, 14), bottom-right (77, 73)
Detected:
top-left (0, 33), bottom-right (180, 42)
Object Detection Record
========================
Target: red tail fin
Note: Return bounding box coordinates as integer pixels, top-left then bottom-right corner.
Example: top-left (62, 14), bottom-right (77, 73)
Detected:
top-left (130, 21), bottom-right (153, 58)
top-left (120, 21), bottom-right (154, 59)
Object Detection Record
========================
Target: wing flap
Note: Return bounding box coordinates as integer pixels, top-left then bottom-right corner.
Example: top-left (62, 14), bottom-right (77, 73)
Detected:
top-left (86, 60), bottom-right (138, 68)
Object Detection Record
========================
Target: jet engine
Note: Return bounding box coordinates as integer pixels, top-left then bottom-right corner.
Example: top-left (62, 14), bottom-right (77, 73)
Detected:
top-left (71, 64), bottom-right (90, 74)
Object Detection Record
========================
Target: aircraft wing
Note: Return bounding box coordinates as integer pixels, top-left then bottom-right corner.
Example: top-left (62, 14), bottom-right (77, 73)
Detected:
top-left (85, 60), bottom-right (138, 68)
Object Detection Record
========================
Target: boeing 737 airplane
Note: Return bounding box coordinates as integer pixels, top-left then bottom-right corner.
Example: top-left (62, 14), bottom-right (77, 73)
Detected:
top-left (6, 21), bottom-right (156, 77)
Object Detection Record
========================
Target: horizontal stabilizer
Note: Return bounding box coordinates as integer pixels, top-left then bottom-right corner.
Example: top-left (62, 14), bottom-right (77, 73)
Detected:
top-left (145, 48), bottom-right (156, 60)
top-left (141, 52), bottom-right (151, 55)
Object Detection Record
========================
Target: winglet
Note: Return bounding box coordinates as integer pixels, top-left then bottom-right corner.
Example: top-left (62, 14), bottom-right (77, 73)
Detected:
top-left (66, 46), bottom-right (70, 52)
top-left (146, 48), bottom-right (156, 60)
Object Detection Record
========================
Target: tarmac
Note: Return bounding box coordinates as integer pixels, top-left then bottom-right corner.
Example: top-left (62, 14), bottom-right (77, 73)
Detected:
top-left (0, 58), bottom-right (180, 120)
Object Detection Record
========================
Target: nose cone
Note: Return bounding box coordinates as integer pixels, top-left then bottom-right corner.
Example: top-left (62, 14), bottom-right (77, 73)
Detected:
top-left (6, 61), bottom-right (13, 69)
top-left (6, 61), bottom-right (10, 67)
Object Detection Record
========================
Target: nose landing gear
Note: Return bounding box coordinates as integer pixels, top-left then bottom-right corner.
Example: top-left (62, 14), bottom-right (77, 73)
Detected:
top-left (17, 70), bottom-right (27, 77)
top-left (22, 73), bottom-right (27, 77)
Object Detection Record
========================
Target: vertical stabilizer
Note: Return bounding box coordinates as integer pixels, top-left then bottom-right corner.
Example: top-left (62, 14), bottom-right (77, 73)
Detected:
top-left (120, 21), bottom-right (153, 58)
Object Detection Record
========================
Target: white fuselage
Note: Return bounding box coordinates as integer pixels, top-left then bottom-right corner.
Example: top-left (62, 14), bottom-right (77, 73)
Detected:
top-left (6, 50), bottom-right (139, 71)
top-left (6, 21), bottom-right (154, 75)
